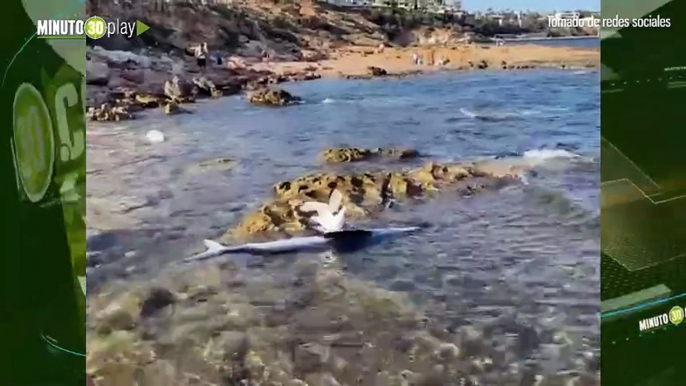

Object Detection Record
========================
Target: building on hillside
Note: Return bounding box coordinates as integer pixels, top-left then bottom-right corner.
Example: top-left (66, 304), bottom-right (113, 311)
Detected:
top-left (364, 0), bottom-right (452, 10)
top-left (550, 11), bottom-right (580, 20)
top-left (323, 0), bottom-right (364, 6)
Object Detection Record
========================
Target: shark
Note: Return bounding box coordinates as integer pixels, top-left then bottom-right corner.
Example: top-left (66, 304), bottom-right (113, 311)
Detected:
top-left (184, 190), bottom-right (421, 262)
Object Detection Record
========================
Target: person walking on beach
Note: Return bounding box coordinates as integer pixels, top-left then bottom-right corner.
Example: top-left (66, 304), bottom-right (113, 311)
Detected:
top-left (412, 52), bottom-right (419, 65)
top-left (194, 42), bottom-right (208, 71)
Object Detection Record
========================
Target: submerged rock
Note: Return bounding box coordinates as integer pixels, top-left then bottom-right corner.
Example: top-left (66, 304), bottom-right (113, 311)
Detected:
top-left (248, 88), bottom-right (301, 106)
top-left (140, 287), bottom-right (175, 318)
top-left (322, 147), bottom-right (419, 163)
top-left (188, 157), bottom-right (237, 173)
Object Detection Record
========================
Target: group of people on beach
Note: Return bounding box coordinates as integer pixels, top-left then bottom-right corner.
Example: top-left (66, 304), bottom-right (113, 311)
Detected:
top-left (412, 52), bottom-right (448, 67)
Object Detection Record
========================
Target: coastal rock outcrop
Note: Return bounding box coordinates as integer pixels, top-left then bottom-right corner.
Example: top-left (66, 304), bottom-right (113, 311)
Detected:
top-left (248, 88), bottom-right (301, 107)
top-left (134, 93), bottom-right (164, 108)
top-left (191, 76), bottom-right (222, 98)
top-left (367, 66), bottom-right (388, 77)
top-left (164, 100), bottom-right (181, 115)
top-left (164, 75), bottom-right (194, 103)
top-left (322, 147), bottom-right (419, 163)
top-left (86, 60), bottom-right (111, 86)
top-left (228, 161), bottom-right (523, 238)
top-left (87, 103), bottom-right (134, 122)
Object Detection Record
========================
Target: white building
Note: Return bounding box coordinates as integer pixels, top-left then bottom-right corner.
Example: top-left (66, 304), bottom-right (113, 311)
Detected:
top-left (551, 11), bottom-right (580, 20)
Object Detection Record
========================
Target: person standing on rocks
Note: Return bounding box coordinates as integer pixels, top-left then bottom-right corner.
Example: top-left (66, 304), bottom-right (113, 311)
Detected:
top-left (194, 42), bottom-right (209, 71)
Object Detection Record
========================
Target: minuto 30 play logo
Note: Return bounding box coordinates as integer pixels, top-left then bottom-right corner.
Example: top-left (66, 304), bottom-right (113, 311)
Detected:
top-left (36, 16), bottom-right (149, 39)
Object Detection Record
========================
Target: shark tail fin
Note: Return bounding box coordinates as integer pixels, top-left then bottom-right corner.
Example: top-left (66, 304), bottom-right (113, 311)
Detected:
top-left (203, 239), bottom-right (225, 253)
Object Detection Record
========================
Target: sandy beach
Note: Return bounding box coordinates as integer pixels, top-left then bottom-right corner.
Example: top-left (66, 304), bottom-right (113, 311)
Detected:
top-left (256, 44), bottom-right (598, 77)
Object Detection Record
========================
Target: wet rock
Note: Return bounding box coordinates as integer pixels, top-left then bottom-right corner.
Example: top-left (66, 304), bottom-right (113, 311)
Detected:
top-left (248, 88), bottom-right (301, 106)
top-left (294, 342), bottom-right (330, 373)
top-left (100, 309), bottom-right (136, 333)
top-left (138, 360), bottom-right (177, 386)
top-left (164, 75), bottom-right (194, 102)
top-left (216, 331), bottom-right (251, 361)
top-left (245, 351), bottom-right (266, 379)
top-left (87, 60), bottom-right (110, 86)
top-left (87, 103), bottom-right (133, 122)
top-left (120, 68), bottom-right (145, 84)
top-left (164, 100), bottom-right (179, 115)
top-left (322, 147), bottom-right (419, 163)
top-left (164, 100), bottom-right (190, 115)
top-left (91, 362), bottom-right (137, 386)
top-left (515, 324), bottom-right (541, 357)
top-left (367, 66), bottom-right (387, 76)
top-left (286, 71), bottom-right (322, 82)
top-left (140, 287), bottom-right (175, 318)
top-left (190, 157), bottom-right (236, 173)
top-left (457, 325), bottom-right (485, 357)
top-left (134, 93), bottom-right (164, 108)
top-left (415, 372), bottom-right (448, 386)
top-left (435, 342), bottom-right (459, 360)
top-left (305, 373), bottom-right (342, 386)
top-left (191, 76), bottom-right (219, 98)
top-left (389, 279), bottom-right (416, 292)
top-left (322, 147), bottom-right (372, 163)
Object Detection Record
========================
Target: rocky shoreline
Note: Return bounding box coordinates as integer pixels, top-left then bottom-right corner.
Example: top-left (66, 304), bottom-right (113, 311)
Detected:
top-left (86, 42), bottom-right (598, 122)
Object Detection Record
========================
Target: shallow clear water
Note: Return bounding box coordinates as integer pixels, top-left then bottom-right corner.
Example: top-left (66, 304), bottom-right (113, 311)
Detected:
top-left (87, 69), bottom-right (600, 376)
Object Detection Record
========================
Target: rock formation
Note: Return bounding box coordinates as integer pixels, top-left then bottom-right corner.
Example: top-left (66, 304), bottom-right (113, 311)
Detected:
top-left (248, 88), bottom-right (301, 107)
top-left (322, 147), bottom-right (419, 163)
top-left (87, 104), bottom-right (134, 122)
top-left (367, 66), bottom-right (388, 77)
top-left (228, 161), bottom-right (523, 239)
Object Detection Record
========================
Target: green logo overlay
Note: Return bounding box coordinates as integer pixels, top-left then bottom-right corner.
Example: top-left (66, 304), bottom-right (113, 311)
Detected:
top-left (12, 83), bottom-right (55, 203)
top-left (84, 16), bottom-right (106, 40)
top-left (37, 16), bottom-right (150, 39)
top-left (669, 306), bottom-right (684, 326)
